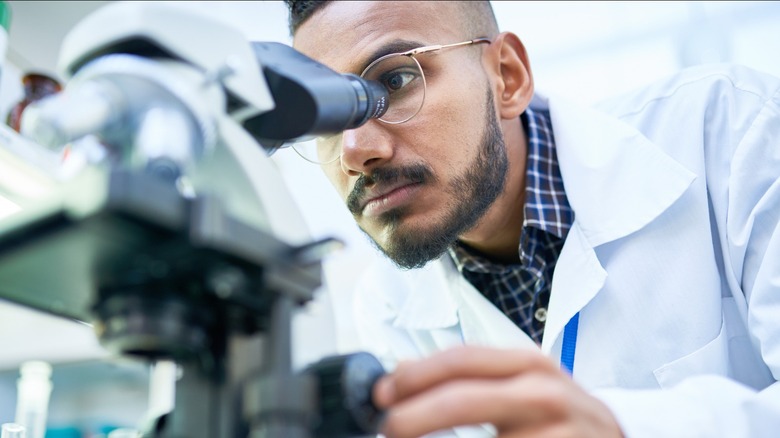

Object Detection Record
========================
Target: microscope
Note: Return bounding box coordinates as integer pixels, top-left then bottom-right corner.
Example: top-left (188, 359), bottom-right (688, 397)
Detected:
top-left (0, 3), bottom-right (387, 437)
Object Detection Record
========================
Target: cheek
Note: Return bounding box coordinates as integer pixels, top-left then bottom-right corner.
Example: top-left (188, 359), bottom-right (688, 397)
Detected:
top-left (414, 86), bottom-right (486, 166)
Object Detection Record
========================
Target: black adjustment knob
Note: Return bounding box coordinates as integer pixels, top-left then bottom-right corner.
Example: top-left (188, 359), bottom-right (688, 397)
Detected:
top-left (305, 352), bottom-right (386, 437)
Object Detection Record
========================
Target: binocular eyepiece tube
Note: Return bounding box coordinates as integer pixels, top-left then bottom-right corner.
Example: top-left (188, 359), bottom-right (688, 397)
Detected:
top-left (242, 42), bottom-right (389, 153)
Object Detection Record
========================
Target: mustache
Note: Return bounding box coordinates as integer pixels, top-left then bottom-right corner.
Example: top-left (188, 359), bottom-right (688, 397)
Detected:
top-left (347, 164), bottom-right (434, 215)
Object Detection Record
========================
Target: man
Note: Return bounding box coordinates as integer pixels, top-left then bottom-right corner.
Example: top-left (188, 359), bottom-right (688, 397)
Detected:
top-left (285, 1), bottom-right (780, 437)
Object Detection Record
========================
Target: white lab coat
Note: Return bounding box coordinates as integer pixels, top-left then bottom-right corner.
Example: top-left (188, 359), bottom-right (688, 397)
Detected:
top-left (351, 64), bottom-right (780, 437)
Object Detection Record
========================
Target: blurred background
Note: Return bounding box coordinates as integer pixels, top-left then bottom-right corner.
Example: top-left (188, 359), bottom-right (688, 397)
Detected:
top-left (0, 1), bottom-right (779, 435)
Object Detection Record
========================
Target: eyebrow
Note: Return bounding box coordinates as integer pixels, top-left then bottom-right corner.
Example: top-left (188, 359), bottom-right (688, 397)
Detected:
top-left (354, 39), bottom-right (425, 74)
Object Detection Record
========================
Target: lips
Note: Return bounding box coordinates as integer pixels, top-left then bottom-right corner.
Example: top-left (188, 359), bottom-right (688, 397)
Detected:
top-left (347, 164), bottom-right (434, 216)
top-left (360, 181), bottom-right (421, 214)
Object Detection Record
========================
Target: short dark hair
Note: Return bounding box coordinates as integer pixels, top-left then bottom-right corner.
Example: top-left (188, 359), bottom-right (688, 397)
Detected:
top-left (284, 1), bottom-right (499, 39)
top-left (284, 1), bottom-right (330, 35)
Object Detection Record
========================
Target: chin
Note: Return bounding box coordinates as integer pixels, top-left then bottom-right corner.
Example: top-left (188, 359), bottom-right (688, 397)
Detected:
top-left (377, 216), bottom-right (454, 269)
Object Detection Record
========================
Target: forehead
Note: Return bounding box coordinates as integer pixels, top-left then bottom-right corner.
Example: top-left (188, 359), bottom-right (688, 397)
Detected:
top-left (293, 1), bottom-right (464, 73)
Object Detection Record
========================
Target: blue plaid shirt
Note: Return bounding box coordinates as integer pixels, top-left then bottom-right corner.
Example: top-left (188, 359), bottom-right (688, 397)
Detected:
top-left (449, 107), bottom-right (573, 344)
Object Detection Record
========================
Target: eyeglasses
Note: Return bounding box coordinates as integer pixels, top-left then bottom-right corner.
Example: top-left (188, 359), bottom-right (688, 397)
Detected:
top-left (292, 37), bottom-right (492, 164)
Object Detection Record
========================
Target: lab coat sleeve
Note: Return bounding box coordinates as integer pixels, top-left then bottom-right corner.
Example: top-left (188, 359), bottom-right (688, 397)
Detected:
top-left (594, 75), bottom-right (780, 438)
top-left (592, 378), bottom-right (780, 438)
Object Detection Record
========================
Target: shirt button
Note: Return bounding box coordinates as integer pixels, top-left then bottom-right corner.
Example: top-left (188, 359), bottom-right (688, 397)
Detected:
top-left (534, 307), bottom-right (548, 322)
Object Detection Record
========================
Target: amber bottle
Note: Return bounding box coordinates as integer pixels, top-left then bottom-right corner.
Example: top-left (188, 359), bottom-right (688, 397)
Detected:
top-left (6, 72), bottom-right (62, 132)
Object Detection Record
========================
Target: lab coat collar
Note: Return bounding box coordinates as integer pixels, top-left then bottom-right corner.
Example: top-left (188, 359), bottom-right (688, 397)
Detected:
top-left (536, 92), bottom-right (697, 247)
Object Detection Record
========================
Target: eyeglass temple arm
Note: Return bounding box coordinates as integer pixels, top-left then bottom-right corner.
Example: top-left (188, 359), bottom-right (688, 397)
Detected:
top-left (405, 38), bottom-right (492, 56)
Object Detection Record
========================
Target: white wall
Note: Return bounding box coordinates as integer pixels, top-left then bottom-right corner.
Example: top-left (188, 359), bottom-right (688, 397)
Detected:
top-left (493, 2), bottom-right (780, 105)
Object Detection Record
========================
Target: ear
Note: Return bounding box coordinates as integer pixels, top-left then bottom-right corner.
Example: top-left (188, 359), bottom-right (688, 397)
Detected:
top-left (483, 32), bottom-right (534, 120)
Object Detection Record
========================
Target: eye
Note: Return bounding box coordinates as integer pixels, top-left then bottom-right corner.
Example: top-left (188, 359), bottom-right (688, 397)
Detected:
top-left (380, 69), bottom-right (418, 93)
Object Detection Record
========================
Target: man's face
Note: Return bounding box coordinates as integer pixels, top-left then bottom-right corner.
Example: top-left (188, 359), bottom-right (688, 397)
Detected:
top-left (294, 1), bottom-right (508, 268)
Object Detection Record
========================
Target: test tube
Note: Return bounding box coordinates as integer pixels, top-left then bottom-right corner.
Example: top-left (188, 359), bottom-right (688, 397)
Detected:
top-left (1, 423), bottom-right (25, 438)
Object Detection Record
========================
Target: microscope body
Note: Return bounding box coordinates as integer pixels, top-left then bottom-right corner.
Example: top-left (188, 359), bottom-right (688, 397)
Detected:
top-left (0, 2), bottom-right (384, 437)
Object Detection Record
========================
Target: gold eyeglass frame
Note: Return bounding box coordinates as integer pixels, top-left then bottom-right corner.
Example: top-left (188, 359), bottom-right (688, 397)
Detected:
top-left (296, 37), bottom-right (492, 164)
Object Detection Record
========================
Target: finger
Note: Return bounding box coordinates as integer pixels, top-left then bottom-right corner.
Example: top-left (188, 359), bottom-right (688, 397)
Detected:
top-left (382, 346), bottom-right (560, 404)
top-left (382, 378), bottom-right (512, 438)
top-left (374, 373), bottom-right (396, 408)
top-left (382, 375), bottom-right (561, 438)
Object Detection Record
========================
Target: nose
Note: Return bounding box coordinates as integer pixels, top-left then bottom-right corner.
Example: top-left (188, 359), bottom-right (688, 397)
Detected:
top-left (339, 122), bottom-right (394, 176)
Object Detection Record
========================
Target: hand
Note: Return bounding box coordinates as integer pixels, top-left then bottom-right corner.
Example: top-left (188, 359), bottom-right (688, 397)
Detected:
top-left (373, 345), bottom-right (623, 438)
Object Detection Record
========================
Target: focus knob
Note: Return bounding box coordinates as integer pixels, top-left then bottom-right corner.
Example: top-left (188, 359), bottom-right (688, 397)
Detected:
top-left (305, 352), bottom-right (386, 437)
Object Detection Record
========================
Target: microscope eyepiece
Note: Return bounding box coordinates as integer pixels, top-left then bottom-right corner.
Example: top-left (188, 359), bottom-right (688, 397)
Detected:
top-left (242, 42), bottom-right (390, 153)
top-left (344, 73), bottom-right (388, 127)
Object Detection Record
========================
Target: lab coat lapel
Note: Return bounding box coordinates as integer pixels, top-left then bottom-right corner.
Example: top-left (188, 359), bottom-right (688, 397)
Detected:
top-left (546, 94), bottom-right (697, 247)
top-left (541, 222), bottom-right (606, 354)
top-left (537, 93), bottom-right (696, 353)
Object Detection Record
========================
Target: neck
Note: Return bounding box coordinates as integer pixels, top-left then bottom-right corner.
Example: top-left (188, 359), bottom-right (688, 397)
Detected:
top-left (458, 117), bottom-right (527, 264)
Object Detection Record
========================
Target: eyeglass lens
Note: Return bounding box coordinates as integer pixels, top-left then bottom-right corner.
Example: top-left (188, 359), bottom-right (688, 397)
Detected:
top-left (362, 54), bottom-right (425, 124)
top-left (292, 54), bottom-right (426, 164)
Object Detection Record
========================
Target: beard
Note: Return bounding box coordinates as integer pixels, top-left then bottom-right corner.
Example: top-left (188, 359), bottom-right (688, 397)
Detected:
top-left (346, 89), bottom-right (509, 269)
